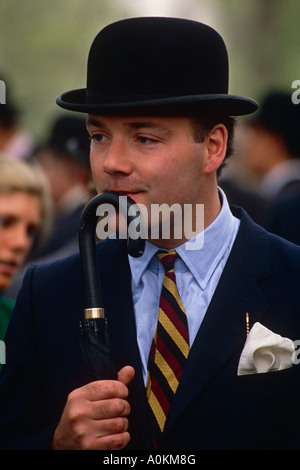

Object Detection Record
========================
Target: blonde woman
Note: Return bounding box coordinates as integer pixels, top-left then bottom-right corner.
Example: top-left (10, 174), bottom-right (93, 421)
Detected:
top-left (0, 156), bottom-right (50, 341)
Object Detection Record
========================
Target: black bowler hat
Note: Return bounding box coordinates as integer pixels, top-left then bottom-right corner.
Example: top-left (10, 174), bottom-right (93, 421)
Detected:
top-left (56, 17), bottom-right (258, 116)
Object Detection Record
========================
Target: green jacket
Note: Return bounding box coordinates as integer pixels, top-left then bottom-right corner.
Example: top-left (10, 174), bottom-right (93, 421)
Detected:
top-left (0, 295), bottom-right (15, 341)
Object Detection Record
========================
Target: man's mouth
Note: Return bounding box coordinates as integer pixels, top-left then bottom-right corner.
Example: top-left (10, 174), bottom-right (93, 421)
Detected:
top-left (104, 189), bottom-right (143, 201)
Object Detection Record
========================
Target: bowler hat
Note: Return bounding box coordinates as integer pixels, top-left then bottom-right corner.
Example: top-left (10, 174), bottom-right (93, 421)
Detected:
top-left (56, 17), bottom-right (257, 116)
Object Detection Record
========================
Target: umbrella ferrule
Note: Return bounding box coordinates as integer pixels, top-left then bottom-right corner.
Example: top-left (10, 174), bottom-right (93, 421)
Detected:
top-left (84, 307), bottom-right (105, 320)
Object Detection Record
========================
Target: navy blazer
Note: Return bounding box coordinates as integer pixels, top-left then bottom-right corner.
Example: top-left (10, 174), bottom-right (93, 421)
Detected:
top-left (1, 207), bottom-right (300, 450)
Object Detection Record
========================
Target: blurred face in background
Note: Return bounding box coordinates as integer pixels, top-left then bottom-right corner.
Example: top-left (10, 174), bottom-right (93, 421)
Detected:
top-left (240, 124), bottom-right (288, 177)
top-left (0, 191), bottom-right (41, 290)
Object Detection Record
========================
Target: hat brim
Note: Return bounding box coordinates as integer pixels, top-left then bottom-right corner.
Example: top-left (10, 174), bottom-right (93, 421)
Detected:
top-left (56, 88), bottom-right (258, 117)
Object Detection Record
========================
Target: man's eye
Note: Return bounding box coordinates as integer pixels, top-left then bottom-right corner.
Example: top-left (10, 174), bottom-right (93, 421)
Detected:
top-left (90, 134), bottom-right (106, 143)
top-left (27, 224), bottom-right (39, 239)
top-left (0, 216), bottom-right (13, 228)
top-left (137, 136), bottom-right (157, 144)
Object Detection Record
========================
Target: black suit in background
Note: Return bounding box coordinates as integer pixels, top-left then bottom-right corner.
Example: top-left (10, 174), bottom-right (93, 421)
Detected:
top-left (266, 190), bottom-right (300, 246)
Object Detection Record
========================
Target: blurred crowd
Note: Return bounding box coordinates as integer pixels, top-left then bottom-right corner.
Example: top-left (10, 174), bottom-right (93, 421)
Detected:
top-left (1, 83), bottom-right (300, 342)
top-left (219, 90), bottom-right (300, 245)
top-left (0, 80), bottom-right (94, 342)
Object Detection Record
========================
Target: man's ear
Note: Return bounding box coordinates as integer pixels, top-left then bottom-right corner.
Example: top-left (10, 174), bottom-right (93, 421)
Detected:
top-left (203, 124), bottom-right (228, 175)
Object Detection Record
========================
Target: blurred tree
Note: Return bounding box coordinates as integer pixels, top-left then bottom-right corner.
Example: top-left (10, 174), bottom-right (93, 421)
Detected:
top-left (0, 0), bottom-right (114, 140)
top-left (214, 0), bottom-right (300, 100)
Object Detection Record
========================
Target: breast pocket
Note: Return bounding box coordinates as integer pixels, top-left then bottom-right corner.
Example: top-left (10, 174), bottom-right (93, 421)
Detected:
top-left (234, 364), bottom-right (297, 396)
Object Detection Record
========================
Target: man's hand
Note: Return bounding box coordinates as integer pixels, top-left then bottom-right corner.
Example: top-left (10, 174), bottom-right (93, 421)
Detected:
top-left (52, 366), bottom-right (135, 450)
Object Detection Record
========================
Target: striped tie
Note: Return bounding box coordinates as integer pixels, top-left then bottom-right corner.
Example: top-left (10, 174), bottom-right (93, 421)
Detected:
top-left (146, 250), bottom-right (189, 447)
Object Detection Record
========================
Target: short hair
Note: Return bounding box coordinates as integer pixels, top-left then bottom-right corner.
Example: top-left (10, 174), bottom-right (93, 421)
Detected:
top-left (0, 156), bottom-right (52, 238)
top-left (190, 113), bottom-right (236, 177)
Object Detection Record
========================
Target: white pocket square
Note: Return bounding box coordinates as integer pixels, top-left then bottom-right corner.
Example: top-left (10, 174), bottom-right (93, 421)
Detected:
top-left (237, 322), bottom-right (295, 376)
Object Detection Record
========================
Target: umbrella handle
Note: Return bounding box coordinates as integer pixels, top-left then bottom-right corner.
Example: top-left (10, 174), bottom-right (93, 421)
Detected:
top-left (78, 192), bottom-right (145, 319)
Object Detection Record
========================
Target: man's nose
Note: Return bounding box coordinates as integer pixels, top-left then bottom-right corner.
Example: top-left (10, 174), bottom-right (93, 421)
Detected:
top-left (103, 138), bottom-right (134, 175)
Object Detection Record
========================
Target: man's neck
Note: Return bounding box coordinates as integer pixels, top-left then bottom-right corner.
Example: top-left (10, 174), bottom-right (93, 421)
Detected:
top-left (147, 187), bottom-right (222, 249)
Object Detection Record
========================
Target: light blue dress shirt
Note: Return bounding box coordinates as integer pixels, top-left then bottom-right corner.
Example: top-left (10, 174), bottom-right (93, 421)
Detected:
top-left (128, 189), bottom-right (240, 384)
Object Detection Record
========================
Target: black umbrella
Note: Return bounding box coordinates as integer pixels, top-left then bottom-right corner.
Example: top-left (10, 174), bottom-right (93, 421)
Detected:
top-left (78, 192), bottom-right (145, 381)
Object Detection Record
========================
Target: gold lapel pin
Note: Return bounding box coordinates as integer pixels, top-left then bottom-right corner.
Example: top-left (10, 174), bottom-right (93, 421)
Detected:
top-left (246, 312), bottom-right (250, 336)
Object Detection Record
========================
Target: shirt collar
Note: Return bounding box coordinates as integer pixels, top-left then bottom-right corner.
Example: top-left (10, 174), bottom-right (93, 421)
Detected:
top-left (260, 159), bottom-right (300, 198)
top-left (129, 188), bottom-right (239, 290)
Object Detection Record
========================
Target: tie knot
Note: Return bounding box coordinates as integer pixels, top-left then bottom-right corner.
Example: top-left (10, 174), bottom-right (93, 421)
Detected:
top-left (156, 250), bottom-right (177, 273)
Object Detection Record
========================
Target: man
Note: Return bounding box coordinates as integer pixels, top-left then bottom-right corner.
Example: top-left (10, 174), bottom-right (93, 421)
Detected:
top-left (241, 91), bottom-right (300, 244)
top-left (30, 115), bottom-right (91, 259)
top-left (1, 17), bottom-right (300, 451)
top-left (242, 91), bottom-right (300, 199)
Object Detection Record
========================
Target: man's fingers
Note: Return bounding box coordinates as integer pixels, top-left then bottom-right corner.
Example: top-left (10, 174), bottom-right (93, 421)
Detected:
top-left (88, 397), bottom-right (131, 420)
top-left (96, 416), bottom-right (129, 436)
top-left (117, 366), bottom-right (135, 386)
top-left (80, 378), bottom-right (128, 402)
top-left (79, 366), bottom-right (135, 402)
top-left (94, 431), bottom-right (131, 451)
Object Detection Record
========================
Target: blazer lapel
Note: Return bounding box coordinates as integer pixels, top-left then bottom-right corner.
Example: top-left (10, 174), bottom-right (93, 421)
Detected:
top-left (163, 209), bottom-right (273, 435)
